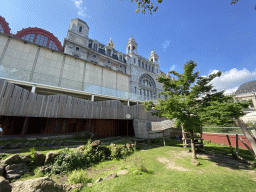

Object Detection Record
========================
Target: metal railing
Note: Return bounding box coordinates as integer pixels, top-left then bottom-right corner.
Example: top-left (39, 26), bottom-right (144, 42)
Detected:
top-left (202, 126), bottom-right (256, 136)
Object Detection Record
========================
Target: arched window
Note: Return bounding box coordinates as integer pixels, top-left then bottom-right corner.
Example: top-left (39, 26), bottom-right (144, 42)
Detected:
top-left (142, 62), bottom-right (144, 68)
top-left (145, 64), bottom-right (147, 70)
top-left (139, 74), bottom-right (156, 100)
top-left (79, 26), bottom-right (83, 33)
top-left (0, 16), bottom-right (11, 35)
top-left (15, 28), bottom-right (62, 51)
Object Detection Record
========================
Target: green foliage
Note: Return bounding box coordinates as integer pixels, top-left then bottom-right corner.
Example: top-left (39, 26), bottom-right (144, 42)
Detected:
top-left (141, 60), bottom-right (250, 133)
top-left (67, 169), bottom-right (92, 184)
top-left (29, 147), bottom-right (36, 166)
top-left (49, 141), bottom-right (136, 175)
top-left (122, 0), bottom-right (162, 15)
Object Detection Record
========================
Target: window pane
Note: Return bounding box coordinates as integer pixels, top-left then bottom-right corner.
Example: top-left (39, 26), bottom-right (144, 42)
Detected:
top-left (0, 24), bottom-right (4, 33)
top-left (21, 33), bottom-right (36, 42)
top-left (48, 39), bottom-right (58, 50)
top-left (35, 34), bottom-right (49, 47)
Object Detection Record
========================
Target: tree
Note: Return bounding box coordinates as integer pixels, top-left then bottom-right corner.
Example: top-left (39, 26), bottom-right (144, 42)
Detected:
top-left (141, 60), bottom-right (251, 159)
top-left (125, 0), bottom-right (256, 15)
top-left (122, 0), bottom-right (162, 14)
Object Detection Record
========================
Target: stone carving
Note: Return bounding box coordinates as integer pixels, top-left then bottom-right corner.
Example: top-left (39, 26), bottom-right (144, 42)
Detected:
top-left (107, 37), bottom-right (115, 48)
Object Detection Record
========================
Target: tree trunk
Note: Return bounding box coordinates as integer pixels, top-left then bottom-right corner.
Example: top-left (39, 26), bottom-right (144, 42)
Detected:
top-left (237, 119), bottom-right (256, 158)
top-left (190, 129), bottom-right (197, 159)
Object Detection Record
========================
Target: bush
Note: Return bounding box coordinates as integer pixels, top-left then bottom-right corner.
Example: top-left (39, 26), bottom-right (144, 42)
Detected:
top-left (67, 169), bottom-right (92, 184)
top-left (50, 140), bottom-right (136, 175)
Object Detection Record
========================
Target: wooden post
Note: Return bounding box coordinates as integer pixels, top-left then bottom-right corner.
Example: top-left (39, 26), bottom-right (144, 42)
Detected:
top-left (226, 135), bottom-right (237, 159)
top-left (239, 137), bottom-right (256, 159)
top-left (21, 117), bottom-right (28, 138)
top-left (236, 134), bottom-right (238, 154)
top-left (163, 130), bottom-right (165, 146)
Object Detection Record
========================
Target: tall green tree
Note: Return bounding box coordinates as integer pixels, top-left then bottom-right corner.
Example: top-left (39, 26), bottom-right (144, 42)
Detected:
top-left (141, 60), bottom-right (251, 159)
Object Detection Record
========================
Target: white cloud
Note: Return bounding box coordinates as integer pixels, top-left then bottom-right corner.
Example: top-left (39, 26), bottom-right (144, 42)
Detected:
top-left (162, 40), bottom-right (169, 51)
top-left (72, 0), bottom-right (88, 17)
top-left (170, 64), bottom-right (176, 71)
top-left (206, 68), bottom-right (256, 94)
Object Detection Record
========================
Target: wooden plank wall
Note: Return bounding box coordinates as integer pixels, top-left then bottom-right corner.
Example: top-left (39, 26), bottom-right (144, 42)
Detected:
top-left (0, 79), bottom-right (167, 121)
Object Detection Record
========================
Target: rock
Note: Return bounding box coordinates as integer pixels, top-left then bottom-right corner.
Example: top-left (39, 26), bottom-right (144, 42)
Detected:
top-left (190, 159), bottom-right (200, 166)
top-left (95, 178), bottom-right (103, 183)
top-left (42, 141), bottom-right (48, 146)
top-left (63, 183), bottom-right (83, 191)
top-left (104, 173), bottom-right (117, 181)
top-left (117, 170), bottom-right (128, 175)
top-left (87, 183), bottom-right (93, 187)
top-left (11, 177), bottom-right (65, 192)
top-left (90, 140), bottom-right (101, 148)
top-left (45, 151), bottom-right (59, 165)
top-left (5, 163), bottom-right (30, 181)
top-left (34, 152), bottom-right (46, 166)
top-left (25, 142), bottom-right (32, 148)
top-left (51, 140), bottom-right (56, 146)
top-left (35, 141), bottom-right (41, 147)
top-left (0, 164), bottom-right (6, 176)
top-left (20, 154), bottom-right (31, 164)
top-left (0, 176), bottom-right (11, 192)
top-left (1, 154), bottom-right (21, 165)
top-left (38, 165), bottom-right (52, 174)
top-left (3, 142), bottom-right (11, 149)
top-left (12, 142), bottom-right (24, 149)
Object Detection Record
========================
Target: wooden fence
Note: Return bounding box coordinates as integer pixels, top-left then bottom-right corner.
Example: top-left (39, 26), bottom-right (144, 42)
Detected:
top-left (0, 79), bottom-right (166, 121)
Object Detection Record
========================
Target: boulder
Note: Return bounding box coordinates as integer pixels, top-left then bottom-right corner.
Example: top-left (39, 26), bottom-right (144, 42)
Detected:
top-left (117, 170), bottom-right (128, 175)
top-left (34, 152), bottom-right (46, 166)
top-left (95, 178), bottom-right (103, 183)
top-left (35, 141), bottom-right (41, 147)
top-left (63, 183), bottom-right (83, 191)
top-left (38, 165), bottom-right (52, 175)
top-left (1, 154), bottom-right (21, 165)
top-left (25, 142), bottom-right (32, 148)
top-left (45, 151), bottom-right (59, 165)
top-left (5, 163), bottom-right (30, 181)
top-left (104, 173), bottom-right (117, 181)
top-left (3, 142), bottom-right (12, 149)
top-left (11, 177), bottom-right (65, 192)
top-left (12, 142), bottom-right (24, 149)
top-left (0, 163), bottom-right (7, 176)
top-left (0, 176), bottom-right (11, 192)
top-left (20, 154), bottom-right (31, 164)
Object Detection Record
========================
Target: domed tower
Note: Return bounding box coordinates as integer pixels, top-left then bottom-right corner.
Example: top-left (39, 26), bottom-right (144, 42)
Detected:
top-left (126, 35), bottom-right (138, 55)
top-left (149, 49), bottom-right (159, 64)
top-left (149, 49), bottom-right (159, 74)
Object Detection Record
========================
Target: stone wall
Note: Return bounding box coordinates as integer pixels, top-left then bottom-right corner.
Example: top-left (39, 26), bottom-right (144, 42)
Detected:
top-left (133, 119), bottom-right (181, 139)
top-left (0, 34), bottom-right (130, 94)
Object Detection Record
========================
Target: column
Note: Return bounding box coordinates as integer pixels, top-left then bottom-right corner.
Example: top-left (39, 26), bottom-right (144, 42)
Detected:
top-left (127, 100), bottom-right (130, 106)
top-left (91, 95), bottom-right (94, 101)
top-left (31, 85), bottom-right (36, 93)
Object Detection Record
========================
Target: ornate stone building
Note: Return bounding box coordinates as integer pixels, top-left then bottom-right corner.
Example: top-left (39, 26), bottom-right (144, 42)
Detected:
top-left (0, 16), bottom-right (167, 106)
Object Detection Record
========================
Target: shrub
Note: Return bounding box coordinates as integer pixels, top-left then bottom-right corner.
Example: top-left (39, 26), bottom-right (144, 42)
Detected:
top-left (50, 140), bottom-right (136, 175)
top-left (67, 169), bottom-right (92, 184)
top-left (29, 147), bottom-right (36, 166)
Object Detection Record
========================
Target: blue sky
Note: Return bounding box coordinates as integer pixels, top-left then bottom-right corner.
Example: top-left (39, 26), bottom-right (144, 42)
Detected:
top-left (1, 0), bottom-right (256, 94)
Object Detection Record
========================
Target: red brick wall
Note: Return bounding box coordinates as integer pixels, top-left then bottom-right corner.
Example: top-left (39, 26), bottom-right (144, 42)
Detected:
top-left (202, 133), bottom-right (252, 150)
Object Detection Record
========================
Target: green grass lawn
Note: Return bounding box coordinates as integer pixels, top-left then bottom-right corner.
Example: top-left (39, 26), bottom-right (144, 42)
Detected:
top-left (1, 138), bottom-right (256, 192)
